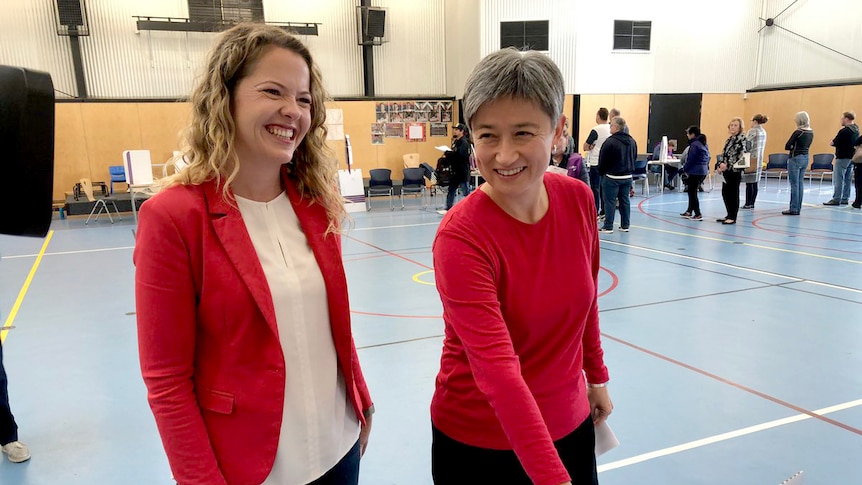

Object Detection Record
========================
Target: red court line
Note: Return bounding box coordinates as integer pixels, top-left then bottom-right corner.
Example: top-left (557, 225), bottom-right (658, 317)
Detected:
top-left (598, 267), bottom-right (619, 297)
top-left (751, 215), bottom-right (862, 242)
top-left (636, 196), bottom-right (862, 255)
top-left (344, 235), bottom-right (433, 270)
top-left (601, 332), bottom-right (862, 437)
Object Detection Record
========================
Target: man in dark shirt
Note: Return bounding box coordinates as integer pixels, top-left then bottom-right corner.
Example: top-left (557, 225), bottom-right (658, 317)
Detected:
top-left (823, 111), bottom-right (859, 206)
top-left (598, 117), bottom-right (638, 233)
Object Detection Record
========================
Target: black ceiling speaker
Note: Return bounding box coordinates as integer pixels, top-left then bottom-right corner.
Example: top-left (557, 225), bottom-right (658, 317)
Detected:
top-left (54, 0), bottom-right (90, 36)
top-left (0, 66), bottom-right (56, 237)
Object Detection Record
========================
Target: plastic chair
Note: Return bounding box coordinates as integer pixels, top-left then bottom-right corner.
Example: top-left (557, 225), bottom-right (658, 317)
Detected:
top-left (400, 167), bottom-right (427, 209)
top-left (403, 153), bottom-right (421, 168)
top-left (632, 156), bottom-right (649, 196)
top-left (366, 168), bottom-right (394, 211)
top-left (109, 165), bottom-right (126, 194)
top-left (763, 153), bottom-right (789, 188)
top-left (806, 153), bottom-right (834, 190)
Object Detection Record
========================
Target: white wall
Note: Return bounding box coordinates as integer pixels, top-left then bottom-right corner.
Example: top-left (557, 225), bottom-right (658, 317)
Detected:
top-left (482, 0), bottom-right (761, 94)
top-left (481, 0), bottom-right (579, 93)
top-left (444, 0), bottom-right (482, 98)
top-left (0, 0), bottom-right (447, 99)
top-left (756, 0), bottom-right (862, 88)
top-left (374, 0), bottom-right (446, 96)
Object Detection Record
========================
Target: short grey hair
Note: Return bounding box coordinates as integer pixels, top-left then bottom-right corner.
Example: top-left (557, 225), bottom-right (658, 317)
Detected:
top-left (611, 116), bottom-right (627, 131)
top-left (795, 111), bottom-right (810, 128)
top-left (462, 48), bottom-right (565, 128)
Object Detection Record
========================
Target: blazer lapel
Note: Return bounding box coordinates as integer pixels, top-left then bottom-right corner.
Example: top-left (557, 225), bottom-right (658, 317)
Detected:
top-left (204, 181), bottom-right (279, 337)
top-left (283, 171), bottom-right (354, 379)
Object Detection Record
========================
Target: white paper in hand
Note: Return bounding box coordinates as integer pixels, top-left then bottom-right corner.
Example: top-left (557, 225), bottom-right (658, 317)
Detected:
top-left (594, 420), bottom-right (619, 457)
top-left (435, 145), bottom-right (450, 152)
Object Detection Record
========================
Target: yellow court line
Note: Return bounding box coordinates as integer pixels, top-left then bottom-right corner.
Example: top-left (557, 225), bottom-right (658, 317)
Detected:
top-left (412, 270), bottom-right (435, 286)
top-left (1, 231), bottom-right (54, 344)
top-left (630, 225), bottom-right (862, 265)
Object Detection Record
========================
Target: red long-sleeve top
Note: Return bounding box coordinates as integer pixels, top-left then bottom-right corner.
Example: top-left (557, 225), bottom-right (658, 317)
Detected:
top-left (431, 173), bottom-right (609, 485)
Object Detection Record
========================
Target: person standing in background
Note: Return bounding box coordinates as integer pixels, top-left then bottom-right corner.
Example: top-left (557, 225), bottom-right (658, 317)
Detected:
top-left (783, 111), bottom-right (814, 216)
top-left (0, 339), bottom-right (30, 463)
top-left (679, 126), bottom-right (710, 221)
top-left (742, 114), bottom-right (768, 209)
top-left (823, 112), bottom-right (858, 206)
top-left (583, 108), bottom-right (610, 218)
top-left (716, 117), bottom-right (747, 225)
top-left (598, 116), bottom-right (637, 234)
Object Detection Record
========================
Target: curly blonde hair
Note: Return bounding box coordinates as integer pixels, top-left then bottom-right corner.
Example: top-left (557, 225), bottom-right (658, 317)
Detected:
top-left (162, 23), bottom-right (344, 232)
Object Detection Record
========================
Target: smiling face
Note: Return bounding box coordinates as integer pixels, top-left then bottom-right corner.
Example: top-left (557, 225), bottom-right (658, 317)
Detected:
top-left (471, 97), bottom-right (563, 205)
top-left (231, 46), bottom-right (312, 173)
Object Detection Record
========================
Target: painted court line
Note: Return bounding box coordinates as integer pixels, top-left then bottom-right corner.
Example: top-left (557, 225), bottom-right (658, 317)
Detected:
top-left (2, 231), bottom-right (54, 344)
top-left (349, 222), bottom-right (440, 232)
top-left (0, 245), bottom-right (134, 259)
top-left (598, 398), bottom-right (862, 472)
top-left (603, 239), bottom-right (862, 295)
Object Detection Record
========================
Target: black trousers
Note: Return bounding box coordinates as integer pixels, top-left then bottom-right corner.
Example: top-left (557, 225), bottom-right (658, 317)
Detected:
top-left (0, 342), bottom-right (19, 446)
top-left (721, 170), bottom-right (742, 220)
top-left (744, 182), bottom-right (759, 207)
top-left (853, 164), bottom-right (862, 208)
top-left (685, 175), bottom-right (706, 215)
top-left (431, 416), bottom-right (598, 485)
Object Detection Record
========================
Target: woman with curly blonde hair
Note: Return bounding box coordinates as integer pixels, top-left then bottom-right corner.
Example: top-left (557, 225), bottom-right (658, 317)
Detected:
top-left (135, 23), bottom-right (373, 485)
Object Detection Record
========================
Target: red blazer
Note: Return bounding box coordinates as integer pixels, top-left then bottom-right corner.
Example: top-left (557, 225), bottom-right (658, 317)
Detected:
top-left (134, 171), bottom-right (373, 485)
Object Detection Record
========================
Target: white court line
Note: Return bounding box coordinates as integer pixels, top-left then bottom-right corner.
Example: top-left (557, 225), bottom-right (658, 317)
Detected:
top-left (0, 246), bottom-right (135, 259)
top-left (601, 240), bottom-right (802, 282)
top-left (349, 222), bottom-right (440, 232)
top-left (599, 398), bottom-right (862, 473)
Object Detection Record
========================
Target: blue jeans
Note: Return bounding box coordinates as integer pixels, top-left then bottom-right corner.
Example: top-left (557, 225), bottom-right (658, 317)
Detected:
top-left (588, 166), bottom-right (602, 214)
top-left (832, 158), bottom-right (852, 203)
top-left (787, 154), bottom-right (808, 213)
top-left (601, 177), bottom-right (632, 230)
top-left (308, 440), bottom-right (360, 485)
top-left (0, 342), bottom-right (19, 445)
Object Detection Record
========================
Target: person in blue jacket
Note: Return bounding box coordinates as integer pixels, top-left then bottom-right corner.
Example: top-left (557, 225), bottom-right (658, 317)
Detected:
top-left (679, 126), bottom-right (710, 221)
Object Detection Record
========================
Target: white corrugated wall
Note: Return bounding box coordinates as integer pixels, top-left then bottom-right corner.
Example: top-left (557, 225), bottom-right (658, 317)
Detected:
top-left (373, 0), bottom-right (446, 96)
top-left (0, 0), bottom-right (78, 98)
top-left (481, 0), bottom-right (578, 94)
top-left (756, 0), bottom-right (862, 88)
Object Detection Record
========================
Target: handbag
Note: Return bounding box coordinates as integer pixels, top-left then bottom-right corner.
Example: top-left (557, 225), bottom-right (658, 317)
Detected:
top-left (734, 152), bottom-right (751, 170)
top-left (744, 154), bottom-right (758, 173)
top-left (852, 145), bottom-right (862, 164)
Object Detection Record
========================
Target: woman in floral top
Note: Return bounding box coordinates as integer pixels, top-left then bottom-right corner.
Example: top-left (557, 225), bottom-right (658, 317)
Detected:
top-left (716, 117), bottom-right (747, 225)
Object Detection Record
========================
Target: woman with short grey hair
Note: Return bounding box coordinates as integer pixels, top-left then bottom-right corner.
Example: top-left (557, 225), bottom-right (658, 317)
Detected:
top-left (430, 48), bottom-right (612, 485)
top-left (783, 111), bottom-right (814, 215)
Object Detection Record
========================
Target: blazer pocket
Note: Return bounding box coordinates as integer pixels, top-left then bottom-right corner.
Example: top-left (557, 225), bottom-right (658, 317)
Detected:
top-left (199, 388), bottom-right (235, 415)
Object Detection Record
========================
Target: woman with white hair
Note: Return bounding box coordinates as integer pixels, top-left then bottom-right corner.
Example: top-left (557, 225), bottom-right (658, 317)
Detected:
top-left (783, 111), bottom-right (814, 215)
top-left (430, 48), bottom-right (612, 485)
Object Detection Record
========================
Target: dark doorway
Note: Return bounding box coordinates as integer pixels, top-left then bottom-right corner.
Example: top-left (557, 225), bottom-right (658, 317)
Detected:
top-left (647, 94), bottom-right (702, 153)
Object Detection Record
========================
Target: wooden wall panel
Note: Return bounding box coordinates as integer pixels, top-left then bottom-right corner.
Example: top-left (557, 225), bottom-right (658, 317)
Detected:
top-left (80, 103), bottom-right (144, 189)
top-left (613, 95), bottom-right (649, 154)
top-left (800, 87), bottom-right (845, 157)
top-left (841, 85), bottom-right (862, 118)
top-left (702, 94), bottom-right (746, 157)
top-left (577, 95), bottom-right (615, 154)
top-left (745, 90), bottom-right (803, 161)
top-left (53, 104), bottom-right (90, 201)
top-left (137, 102), bottom-right (191, 167)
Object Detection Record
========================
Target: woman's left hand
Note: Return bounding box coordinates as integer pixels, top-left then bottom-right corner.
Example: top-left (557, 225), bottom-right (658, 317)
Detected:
top-left (359, 414), bottom-right (373, 457)
top-left (588, 386), bottom-right (613, 426)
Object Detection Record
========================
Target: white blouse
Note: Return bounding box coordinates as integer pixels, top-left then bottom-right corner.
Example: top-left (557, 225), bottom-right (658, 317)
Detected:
top-left (236, 192), bottom-right (360, 485)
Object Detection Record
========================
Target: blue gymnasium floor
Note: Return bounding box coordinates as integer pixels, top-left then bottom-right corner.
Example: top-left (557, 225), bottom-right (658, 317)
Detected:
top-left (0, 179), bottom-right (860, 485)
